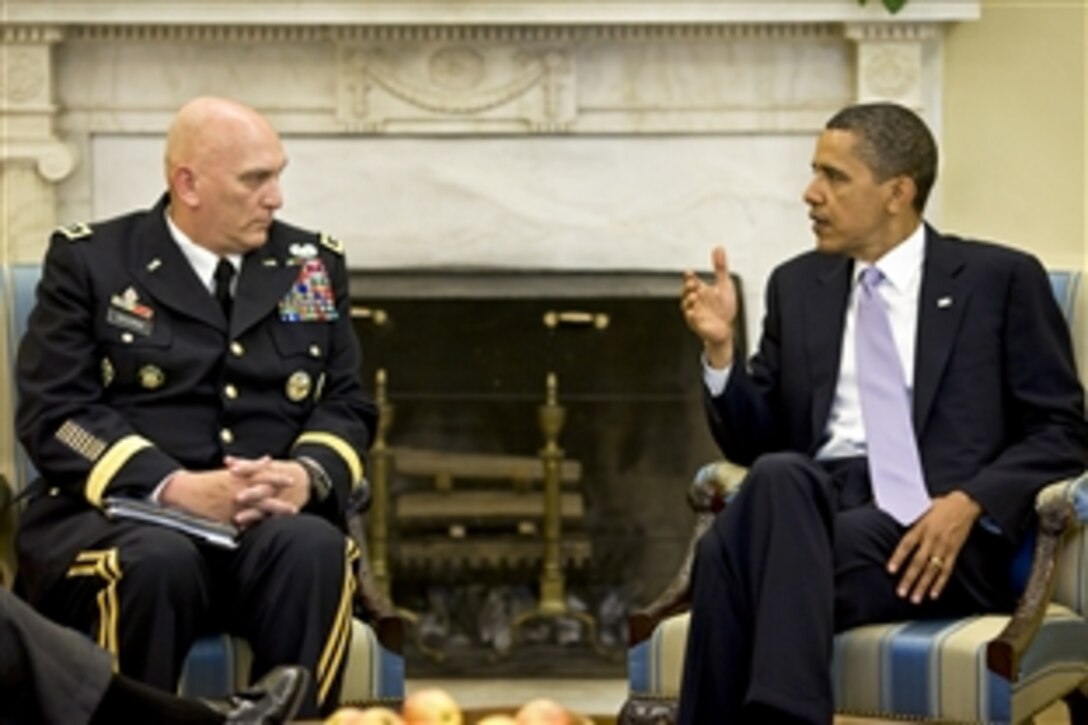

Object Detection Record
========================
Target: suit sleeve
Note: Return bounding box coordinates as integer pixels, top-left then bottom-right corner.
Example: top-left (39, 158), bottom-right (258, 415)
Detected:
top-left (16, 235), bottom-right (182, 506)
top-left (957, 255), bottom-right (1088, 539)
top-left (705, 266), bottom-right (789, 465)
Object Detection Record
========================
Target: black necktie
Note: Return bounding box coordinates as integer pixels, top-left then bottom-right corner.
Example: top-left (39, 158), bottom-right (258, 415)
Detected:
top-left (213, 258), bottom-right (235, 319)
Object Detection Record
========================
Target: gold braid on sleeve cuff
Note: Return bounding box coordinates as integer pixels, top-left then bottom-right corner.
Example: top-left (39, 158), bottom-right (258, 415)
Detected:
top-left (85, 435), bottom-right (154, 507)
top-left (292, 432), bottom-right (364, 488)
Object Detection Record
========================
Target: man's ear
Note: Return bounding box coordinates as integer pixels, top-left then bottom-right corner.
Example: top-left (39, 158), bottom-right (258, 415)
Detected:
top-left (886, 175), bottom-right (917, 215)
top-left (170, 166), bottom-right (200, 208)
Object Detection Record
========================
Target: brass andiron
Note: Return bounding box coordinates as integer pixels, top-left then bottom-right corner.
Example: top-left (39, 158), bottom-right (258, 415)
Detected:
top-left (369, 369), bottom-right (446, 662)
top-left (502, 372), bottom-right (610, 658)
top-left (538, 371), bottom-right (568, 615)
top-left (368, 368), bottom-right (393, 599)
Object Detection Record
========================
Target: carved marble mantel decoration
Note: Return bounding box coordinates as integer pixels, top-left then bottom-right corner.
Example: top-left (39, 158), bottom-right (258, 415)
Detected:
top-left (0, 2), bottom-right (979, 483)
top-left (331, 21), bottom-right (944, 136)
top-left (0, 0), bottom-right (981, 274)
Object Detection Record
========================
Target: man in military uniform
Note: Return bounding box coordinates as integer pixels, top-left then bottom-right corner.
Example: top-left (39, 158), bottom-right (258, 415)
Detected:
top-left (14, 96), bottom-right (377, 718)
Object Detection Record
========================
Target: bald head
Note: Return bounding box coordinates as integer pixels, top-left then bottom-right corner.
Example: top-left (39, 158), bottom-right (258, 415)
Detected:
top-left (164, 97), bottom-right (286, 255)
top-left (165, 96), bottom-right (278, 185)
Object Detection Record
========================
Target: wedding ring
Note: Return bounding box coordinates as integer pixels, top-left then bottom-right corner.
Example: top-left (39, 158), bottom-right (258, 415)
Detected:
top-left (928, 555), bottom-right (945, 570)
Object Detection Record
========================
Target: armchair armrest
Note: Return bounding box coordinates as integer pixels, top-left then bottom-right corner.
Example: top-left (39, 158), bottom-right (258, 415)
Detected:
top-left (986, 473), bottom-right (1087, 679)
top-left (628, 461), bottom-right (747, 646)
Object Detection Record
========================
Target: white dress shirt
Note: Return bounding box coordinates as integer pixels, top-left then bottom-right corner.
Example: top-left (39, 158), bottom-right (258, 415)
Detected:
top-left (164, 211), bottom-right (241, 294)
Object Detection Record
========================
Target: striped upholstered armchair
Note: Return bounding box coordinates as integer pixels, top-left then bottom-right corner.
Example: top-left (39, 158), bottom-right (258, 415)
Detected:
top-left (621, 271), bottom-right (1088, 724)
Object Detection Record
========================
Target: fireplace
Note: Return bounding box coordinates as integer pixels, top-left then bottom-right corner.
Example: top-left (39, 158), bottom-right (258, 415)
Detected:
top-left (350, 269), bottom-right (746, 673)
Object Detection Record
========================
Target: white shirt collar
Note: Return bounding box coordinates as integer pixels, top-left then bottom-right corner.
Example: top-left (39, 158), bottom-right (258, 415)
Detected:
top-left (164, 210), bottom-right (241, 292)
top-left (853, 222), bottom-right (926, 293)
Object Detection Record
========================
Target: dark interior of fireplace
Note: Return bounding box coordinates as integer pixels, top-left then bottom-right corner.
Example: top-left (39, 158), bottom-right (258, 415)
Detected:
top-left (350, 270), bottom-right (747, 675)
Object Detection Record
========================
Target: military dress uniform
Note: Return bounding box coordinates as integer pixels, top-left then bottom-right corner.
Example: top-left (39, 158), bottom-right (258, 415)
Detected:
top-left (14, 195), bottom-right (377, 717)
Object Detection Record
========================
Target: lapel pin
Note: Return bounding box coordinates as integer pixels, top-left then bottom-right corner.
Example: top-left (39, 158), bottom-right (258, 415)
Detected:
top-left (146, 258), bottom-right (162, 272)
top-left (937, 296), bottom-right (953, 308)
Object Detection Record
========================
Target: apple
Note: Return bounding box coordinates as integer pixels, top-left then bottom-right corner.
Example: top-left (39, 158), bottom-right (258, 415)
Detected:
top-left (514, 698), bottom-right (572, 725)
top-left (402, 687), bottom-right (463, 725)
top-left (325, 707), bottom-right (367, 724)
top-left (476, 716), bottom-right (517, 725)
top-left (357, 708), bottom-right (407, 725)
top-left (325, 707), bottom-right (404, 724)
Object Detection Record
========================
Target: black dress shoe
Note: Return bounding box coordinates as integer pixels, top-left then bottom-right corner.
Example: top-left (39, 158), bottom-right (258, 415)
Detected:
top-left (204, 665), bottom-right (310, 725)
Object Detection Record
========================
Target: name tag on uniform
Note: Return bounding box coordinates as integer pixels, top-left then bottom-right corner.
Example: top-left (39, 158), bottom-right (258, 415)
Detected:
top-left (108, 287), bottom-right (155, 336)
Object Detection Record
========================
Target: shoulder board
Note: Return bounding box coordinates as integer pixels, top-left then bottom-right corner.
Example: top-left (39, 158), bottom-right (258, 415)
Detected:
top-left (56, 222), bottom-right (93, 241)
top-left (319, 233), bottom-right (344, 256)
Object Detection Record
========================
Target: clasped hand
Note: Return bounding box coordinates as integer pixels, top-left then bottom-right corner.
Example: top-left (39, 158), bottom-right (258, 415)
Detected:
top-left (160, 455), bottom-right (311, 528)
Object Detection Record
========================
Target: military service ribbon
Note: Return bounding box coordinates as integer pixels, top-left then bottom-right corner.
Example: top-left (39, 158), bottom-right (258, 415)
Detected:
top-left (278, 259), bottom-right (339, 322)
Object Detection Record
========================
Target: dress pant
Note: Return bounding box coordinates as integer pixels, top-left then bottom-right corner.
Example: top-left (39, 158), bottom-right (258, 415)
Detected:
top-left (1, 586), bottom-right (112, 725)
top-left (17, 507), bottom-right (351, 719)
top-left (677, 452), bottom-right (1015, 725)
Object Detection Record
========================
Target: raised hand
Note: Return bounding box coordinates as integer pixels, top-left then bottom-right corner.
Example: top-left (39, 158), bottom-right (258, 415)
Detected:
top-left (681, 246), bottom-right (739, 368)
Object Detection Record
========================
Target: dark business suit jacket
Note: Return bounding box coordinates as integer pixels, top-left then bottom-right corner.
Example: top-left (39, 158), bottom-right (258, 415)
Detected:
top-left (0, 586), bottom-right (112, 724)
top-left (707, 226), bottom-right (1088, 545)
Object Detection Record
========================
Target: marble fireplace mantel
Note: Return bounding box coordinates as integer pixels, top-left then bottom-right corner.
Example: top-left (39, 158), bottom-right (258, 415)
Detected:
top-left (3, 1), bottom-right (981, 25)
top-left (0, 0), bottom-right (979, 360)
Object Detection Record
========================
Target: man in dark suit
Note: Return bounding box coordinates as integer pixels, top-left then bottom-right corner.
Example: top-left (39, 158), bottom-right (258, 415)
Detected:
top-left (1, 585), bottom-right (308, 724)
top-left (678, 102), bottom-right (1088, 723)
top-left (14, 97), bottom-right (377, 718)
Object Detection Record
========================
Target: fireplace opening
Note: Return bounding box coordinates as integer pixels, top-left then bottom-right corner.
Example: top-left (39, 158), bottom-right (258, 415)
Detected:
top-left (350, 269), bottom-right (746, 675)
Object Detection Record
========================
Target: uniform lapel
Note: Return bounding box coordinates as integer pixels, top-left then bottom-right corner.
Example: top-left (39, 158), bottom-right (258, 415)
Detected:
top-left (805, 255), bottom-right (852, 450)
top-left (231, 229), bottom-right (302, 336)
top-left (130, 206), bottom-right (224, 330)
top-left (912, 227), bottom-right (968, 434)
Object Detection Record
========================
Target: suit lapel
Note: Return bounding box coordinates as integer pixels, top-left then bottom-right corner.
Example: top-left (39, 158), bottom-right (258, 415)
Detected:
top-left (806, 255), bottom-right (852, 449)
top-left (913, 227), bottom-right (968, 433)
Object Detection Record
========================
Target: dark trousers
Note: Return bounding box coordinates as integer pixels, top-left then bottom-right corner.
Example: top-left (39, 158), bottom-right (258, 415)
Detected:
top-left (677, 453), bottom-right (1015, 725)
top-left (17, 508), bottom-right (351, 718)
top-left (0, 586), bottom-right (112, 725)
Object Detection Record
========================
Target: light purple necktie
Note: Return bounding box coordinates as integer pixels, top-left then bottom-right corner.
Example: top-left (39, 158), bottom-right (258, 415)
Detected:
top-left (856, 266), bottom-right (931, 525)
